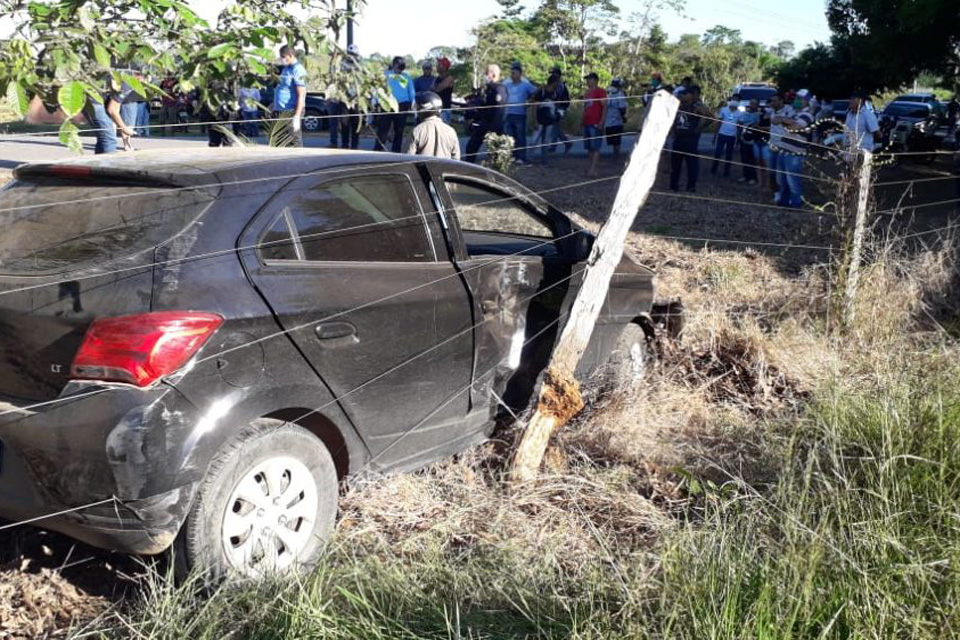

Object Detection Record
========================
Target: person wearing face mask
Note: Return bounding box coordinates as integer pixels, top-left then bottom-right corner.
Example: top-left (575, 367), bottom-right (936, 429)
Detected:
top-left (711, 96), bottom-right (740, 178)
top-left (375, 56), bottom-right (416, 153)
top-left (772, 91), bottom-right (815, 208)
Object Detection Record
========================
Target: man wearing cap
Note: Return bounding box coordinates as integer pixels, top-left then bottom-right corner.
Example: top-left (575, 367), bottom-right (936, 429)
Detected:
top-left (503, 62), bottom-right (538, 165)
top-left (375, 56), bottom-right (416, 153)
top-left (434, 57), bottom-right (455, 123)
top-left (414, 61), bottom-right (436, 94)
top-left (844, 90), bottom-right (880, 158)
top-left (605, 78), bottom-right (628, 160)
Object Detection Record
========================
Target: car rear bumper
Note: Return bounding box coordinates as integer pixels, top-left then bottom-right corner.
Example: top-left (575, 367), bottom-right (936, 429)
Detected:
top-left (0, 383), bottom-right (203, 554)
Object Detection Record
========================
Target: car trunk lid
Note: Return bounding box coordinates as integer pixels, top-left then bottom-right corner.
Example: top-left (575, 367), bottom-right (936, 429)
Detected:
top-left (0, 166), bottom-right (217, 401)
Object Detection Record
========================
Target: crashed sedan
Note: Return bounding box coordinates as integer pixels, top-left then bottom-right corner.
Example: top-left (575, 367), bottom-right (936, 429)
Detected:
top-left (0, 148), bottom-right (661, 578)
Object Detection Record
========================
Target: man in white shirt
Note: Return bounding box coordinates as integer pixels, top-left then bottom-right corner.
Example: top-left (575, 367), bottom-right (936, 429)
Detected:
top-left (711, 98), bottom-right (740, 178)
top-left (844, 90), bottom-right (880, 158)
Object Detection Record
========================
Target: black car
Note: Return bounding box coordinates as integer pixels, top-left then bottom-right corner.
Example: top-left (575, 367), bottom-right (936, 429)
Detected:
top-left (879, 101), bottom-right (941, 161)
top-left (259, 87), bottom-right (330, 132)
top-left (0, 149), bottom-right (662, 578)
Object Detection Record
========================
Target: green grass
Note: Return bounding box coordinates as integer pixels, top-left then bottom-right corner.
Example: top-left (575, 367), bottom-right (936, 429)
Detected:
top-left (79, 351), bottom-right (960, 639)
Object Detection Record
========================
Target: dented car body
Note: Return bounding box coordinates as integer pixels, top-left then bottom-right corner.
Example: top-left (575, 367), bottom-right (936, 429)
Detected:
top-left (0, 148), bottom-right (657, 557)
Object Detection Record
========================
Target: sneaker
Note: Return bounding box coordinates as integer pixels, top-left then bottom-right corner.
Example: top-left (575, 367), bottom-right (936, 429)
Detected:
top-left (772, 192), bottom-right (781, 204)
top-left (736, 177), bottom-right (747, 183)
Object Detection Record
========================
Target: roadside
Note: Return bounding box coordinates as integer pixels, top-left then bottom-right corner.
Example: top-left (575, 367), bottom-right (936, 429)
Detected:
top-left (0, 141), bottom-right (957, 638)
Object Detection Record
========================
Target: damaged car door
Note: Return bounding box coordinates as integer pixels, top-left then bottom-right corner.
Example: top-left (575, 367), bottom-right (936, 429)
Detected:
top-left (434, 174), bottom-right (584, 410)
top-left (239, 169), bottom-right (475, 470)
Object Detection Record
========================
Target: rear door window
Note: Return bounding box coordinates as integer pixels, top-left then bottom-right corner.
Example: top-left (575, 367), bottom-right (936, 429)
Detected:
top-left (0, 179), bottom-right (215, 275)
top-left (260, 174), bottom-right (433, 263)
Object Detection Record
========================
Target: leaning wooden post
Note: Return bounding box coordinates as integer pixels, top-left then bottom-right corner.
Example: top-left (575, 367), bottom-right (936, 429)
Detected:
top-left (843, 150), bottom-right (873, 326)
top-left (509, 90), bottom-right (679, 484)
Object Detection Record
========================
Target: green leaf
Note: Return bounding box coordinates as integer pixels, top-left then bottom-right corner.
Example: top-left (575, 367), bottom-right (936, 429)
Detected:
top-left (5, 82), bottom-right (29, 118)
top-left (178, 79), bottom-right (195, 93)
top-left (207, 43), bottom-right (236, 59)
top-left (120, 72), bottom-right (146, 98)
top-left (376, 88), bottom-right (398, 113)
top-left (57, 81), bottom-right (86, 117)
top-left (93, 44), bottom-right (111, 68)
top-left (251, 47), bottom-right (274, 60)
top-left (246, 58), bottom-right (267, 75)
top-left (59, 121), bottom-right (83, 154)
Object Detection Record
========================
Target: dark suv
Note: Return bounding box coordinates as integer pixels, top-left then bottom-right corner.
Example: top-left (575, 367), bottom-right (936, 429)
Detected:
top-left (0, 149), bottom-right (659, 577)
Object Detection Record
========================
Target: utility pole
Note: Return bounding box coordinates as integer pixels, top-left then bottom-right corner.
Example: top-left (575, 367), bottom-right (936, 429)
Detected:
top-left (346, 0), bottom-right (354, 49)
top-left (509, 90), bottom-right (680, 484)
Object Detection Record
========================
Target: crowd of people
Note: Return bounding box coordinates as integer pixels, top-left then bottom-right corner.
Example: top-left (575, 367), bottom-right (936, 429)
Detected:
top-left (661, 74), bottom-right (881, 209)
top-left (84, 45), bottom-right (888, 212)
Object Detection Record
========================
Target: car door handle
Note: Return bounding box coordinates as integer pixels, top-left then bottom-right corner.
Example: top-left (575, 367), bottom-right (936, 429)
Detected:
top-left (315, 322), bottom-right (357, 341)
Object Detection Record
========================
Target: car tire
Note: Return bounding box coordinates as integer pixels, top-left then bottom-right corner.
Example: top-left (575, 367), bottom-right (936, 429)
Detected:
top-left (174, 418), bottom-right (338, 581)
top-left (602, 323), bottom-right (649, 391)
top-left (302, 110), bottom-right (323, 132)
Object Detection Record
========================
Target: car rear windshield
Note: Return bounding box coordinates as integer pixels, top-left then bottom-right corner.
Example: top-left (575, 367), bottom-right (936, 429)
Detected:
top-left (738, 87), bottom-right (777, 101)
top-left (884, 104), bottom-right (930, 118)
top-left (0, 178), bottom-right (216, 275)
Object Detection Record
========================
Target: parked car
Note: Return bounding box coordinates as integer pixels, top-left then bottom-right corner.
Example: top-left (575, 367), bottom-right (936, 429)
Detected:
top-left (0, 149), bottom-right (668, 579)
top-left (879, 101), bottom-right (941, 162)
top-left (259, 86), bottom-right (329, 132)
top-left (893, 93), bottom-right (945, 123)
top-left (733, 83), bottom-right (778, 107)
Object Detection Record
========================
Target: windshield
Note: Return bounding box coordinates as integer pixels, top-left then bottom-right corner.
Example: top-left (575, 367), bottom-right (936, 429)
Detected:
top-left (0, 179), bottom-right (216, 275)
top-left (738, 87), bottom-right (777, 102)
top-left (883, 104), bottom-right (930, 118)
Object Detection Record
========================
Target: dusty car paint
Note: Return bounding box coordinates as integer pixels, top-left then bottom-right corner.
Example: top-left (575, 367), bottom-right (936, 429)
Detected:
top-left (0, 148), bottom-right (657, 554)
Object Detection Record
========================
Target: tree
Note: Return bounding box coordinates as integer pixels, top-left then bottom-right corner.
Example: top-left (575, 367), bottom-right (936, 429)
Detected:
top-left (772, 40), bottom-right (796, 60)
top-left (701, 25), bottom-right (742, 47)
top-left (533, 0), bottom-right (621, 82)
top-left (496, 0), bottom-right (527, 19)
top-left (0, 0), bottom-right (388, 151)
top-left (779, 0), bottom-right (960, 96)
top-left (466, 19), bottom-right (552, 89)
top-left (613, 0), bottom-right (685, 87)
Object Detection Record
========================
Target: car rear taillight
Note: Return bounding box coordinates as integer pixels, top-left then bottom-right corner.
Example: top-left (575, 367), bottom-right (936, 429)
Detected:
top-left (71, 312), bottom-right (223, 387)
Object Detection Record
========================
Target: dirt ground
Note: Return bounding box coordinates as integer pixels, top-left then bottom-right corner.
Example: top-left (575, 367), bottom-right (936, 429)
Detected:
top-left (0, 147), bottom-right (956, 638)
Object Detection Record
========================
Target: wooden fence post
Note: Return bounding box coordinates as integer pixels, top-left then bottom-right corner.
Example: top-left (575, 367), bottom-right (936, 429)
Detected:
top-left (509, 89), bottom-right (679, 484)
top-left (843, 150), bottom-right (873, 326)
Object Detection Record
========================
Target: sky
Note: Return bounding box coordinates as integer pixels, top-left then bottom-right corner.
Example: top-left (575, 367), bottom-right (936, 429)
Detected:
top-left (348, 0), bottom-right (834, 59)
top-left (0, 0), bottom-right (833, 59)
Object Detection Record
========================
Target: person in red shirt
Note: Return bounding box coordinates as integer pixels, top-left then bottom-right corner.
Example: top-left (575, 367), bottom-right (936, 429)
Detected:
top-left (582, 72), bottom-right (607, 177)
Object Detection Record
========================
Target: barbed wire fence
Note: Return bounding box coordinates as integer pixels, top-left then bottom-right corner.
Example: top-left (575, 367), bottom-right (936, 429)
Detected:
top-left (0, 96), bottom-right (956, 550)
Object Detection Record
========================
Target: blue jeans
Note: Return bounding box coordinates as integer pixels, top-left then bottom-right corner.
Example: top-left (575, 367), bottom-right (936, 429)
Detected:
top-left (739, 139), bottom-right (757, 181)
top-left (120, 102), bottom-right (138, 130)
top-left (776, 153), bottom-right (804, 207)
top-left (505, 113), bottom-right (528, 161)
top-left (241, 110), bottom-right (260, 137)
top-left (327, 100), bottom-right (340, 145)
top-left (711, 134), bottom-right (736, 176)
top-left (136, 101), bottom-right (151, 137)
top-left (85, 101), bottom-right (117, 154)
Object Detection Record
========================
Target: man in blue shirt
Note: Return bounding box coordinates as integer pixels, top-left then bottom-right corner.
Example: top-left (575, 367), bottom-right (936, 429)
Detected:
top-left (375, 56), bottom-right (416, 153)
top-left (503, 62), bottom-right (537, 164)
top-left (273, 44), bottom-right (307, 147)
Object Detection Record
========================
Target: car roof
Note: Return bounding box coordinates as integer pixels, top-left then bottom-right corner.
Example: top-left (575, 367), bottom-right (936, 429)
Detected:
top-left (886, 100), bottom-right (931, 108)
top-left (14, 147), bottom-right (464, 186)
